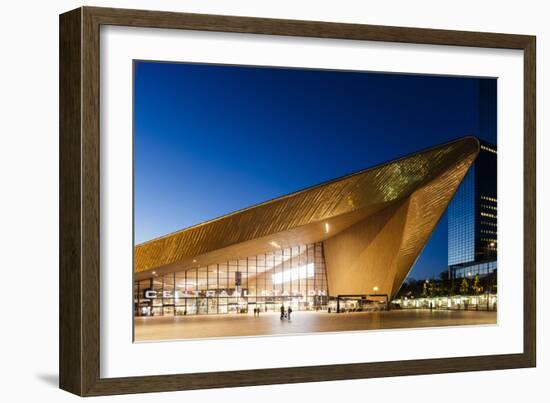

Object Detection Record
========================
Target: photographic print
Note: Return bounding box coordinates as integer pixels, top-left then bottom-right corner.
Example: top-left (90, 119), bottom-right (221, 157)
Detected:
top-left (59, 8), bottom-right (536, 394)
top-left (132, 61), bottom-right (497, 342)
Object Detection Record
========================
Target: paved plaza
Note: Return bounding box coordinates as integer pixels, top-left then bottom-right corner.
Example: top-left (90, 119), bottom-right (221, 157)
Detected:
top-left (135, 309), bottom-right (497, 341)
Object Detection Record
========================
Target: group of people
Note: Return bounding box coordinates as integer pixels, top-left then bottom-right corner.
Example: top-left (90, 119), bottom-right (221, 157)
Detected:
top-left (280, 304), bottom-right (293, 321)
top-left (252, 307), bottom-right (262, 316)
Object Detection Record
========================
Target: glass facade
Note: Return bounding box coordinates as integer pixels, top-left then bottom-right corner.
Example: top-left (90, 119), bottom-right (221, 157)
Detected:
top-left (451, 260), bottom-right (497, 279)
top-left (448, 166), bottom-right (476, 266)
top-left (134, 242), bottom-right (329, 317)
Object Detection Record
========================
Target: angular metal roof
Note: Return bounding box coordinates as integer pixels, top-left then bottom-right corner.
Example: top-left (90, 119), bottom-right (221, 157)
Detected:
top-left (135, 136), bottom-right (479, 284)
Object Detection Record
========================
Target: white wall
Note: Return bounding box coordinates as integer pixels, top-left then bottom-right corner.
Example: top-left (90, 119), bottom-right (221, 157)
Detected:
top-left (0, 0), bottom-right (546, 401)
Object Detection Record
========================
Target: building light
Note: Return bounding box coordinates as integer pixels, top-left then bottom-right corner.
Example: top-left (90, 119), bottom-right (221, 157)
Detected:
top-left (269, 241), bottom-right (281, 249)
top-left (272, 263), bottom-right (314, 285)
top-left (480, 212), bottom-right (497, 219)
top-left (192, 259), bottom-right (197, 263)
top-left (481, 195), bottom-right (497, 203)
top-left (373, 286), bottom-right (379, 292)
top-left (324, 223), bottom-right (330, 233)
top-left (152, 271), bottom-right (156, 275)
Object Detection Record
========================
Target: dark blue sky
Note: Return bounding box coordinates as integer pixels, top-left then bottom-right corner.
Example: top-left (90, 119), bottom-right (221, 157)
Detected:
top-left (134, 61), bottom-right (496, 280)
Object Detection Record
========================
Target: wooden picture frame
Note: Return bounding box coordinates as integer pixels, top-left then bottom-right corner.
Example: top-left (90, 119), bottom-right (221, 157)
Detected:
top-left (59, 6), bottom-right (536, 396)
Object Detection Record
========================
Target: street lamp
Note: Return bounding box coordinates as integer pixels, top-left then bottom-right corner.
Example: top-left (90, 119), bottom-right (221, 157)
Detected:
top-left (425, 280), bottom-right (432, 309)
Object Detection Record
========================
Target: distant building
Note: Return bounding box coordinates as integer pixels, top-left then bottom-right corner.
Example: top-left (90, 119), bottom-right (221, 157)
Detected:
top-left (448, 81), bottom-right (497, 280)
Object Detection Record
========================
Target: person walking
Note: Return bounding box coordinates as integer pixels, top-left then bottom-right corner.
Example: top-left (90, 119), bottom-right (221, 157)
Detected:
top-left (287, 306), bottom-right (293, 321)
top-left (280, 304), bottom-right (285, 320)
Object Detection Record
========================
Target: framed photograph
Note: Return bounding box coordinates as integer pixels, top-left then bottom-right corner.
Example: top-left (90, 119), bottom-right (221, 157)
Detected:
top-left (59, 6), bottom-right (536, 396)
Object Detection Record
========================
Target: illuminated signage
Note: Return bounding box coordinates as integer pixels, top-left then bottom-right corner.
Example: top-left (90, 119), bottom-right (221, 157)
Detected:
top-left (143, 289), bottom-right (326, 299)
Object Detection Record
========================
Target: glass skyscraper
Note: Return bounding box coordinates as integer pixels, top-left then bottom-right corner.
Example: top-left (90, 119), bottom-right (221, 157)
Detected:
top-left (448, 141), bottom-right (497, 279)
top-left (448, 81), bottom-right (497, 280)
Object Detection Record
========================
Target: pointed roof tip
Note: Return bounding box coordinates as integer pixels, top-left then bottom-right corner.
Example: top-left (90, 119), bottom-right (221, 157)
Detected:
top-left (457, 135), bottom-right (481, 154)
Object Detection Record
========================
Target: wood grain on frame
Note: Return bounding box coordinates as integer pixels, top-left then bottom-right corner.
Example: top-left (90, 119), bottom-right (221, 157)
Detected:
top-left (59, 6), bottom-right (536, 396)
